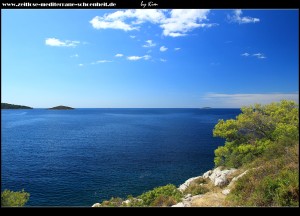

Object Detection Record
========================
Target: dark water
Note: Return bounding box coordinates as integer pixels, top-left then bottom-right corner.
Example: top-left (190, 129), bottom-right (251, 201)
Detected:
top-left (1, 108), bottom-right (240, 206)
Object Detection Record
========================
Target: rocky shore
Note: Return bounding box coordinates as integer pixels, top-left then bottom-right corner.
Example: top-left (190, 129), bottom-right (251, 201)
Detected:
top-left (92, 166), bottom-right (249, 207)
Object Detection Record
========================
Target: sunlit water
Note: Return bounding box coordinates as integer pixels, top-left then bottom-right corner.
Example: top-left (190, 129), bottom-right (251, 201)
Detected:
top-left (1, 108), bottom-right (240, 206)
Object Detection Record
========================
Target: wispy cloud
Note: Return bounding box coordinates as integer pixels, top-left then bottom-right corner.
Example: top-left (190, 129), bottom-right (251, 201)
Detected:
top-left (253, 53), bottom-right (267, 59)
top-left (174, 48), bottom-right (181, 51)
top-left (228, 9), bottom-right (260, 24)
top-left (241, 52), bottom-right (266, 59)
top-left (160, 46), bottom-right (168, 52)
top-left (115, 53), bottom-right (124, 57)
top-left (160, 58), bottom-right (167, 62)
top-left (71, 54), bottom-right (79, 58)
top-left (127, 55), bottom-right (151, 61)
top-left (241, 52), bottom-right (250, 57)
top-left (202, 93), bottom-right (298, 108)
top-left (91, 60), bottom-right (113, 64)
top-left (45, 38), bottom-right (80, 47)
top-left (130, 35), bottom-right (136, 39)
top-left (143, 40), bottom-right (156, 48)
top-left (96, 60), bottom-right (113, 63)
top-left (78, 63), bottom-right (84, 67)
top-left (90, 9), bottom-right (217, 37)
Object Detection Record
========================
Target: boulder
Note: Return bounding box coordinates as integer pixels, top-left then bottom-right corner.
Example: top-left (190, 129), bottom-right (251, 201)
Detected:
top-left (202, 170), bottom-right (212, 179)
top-left (178, 176), bottom-right (202, 192)
top-left (222, 189), bottom-right (231, 195)
top-left (207, 167), bottom-right (237, 187)
top-left (92, 203), bottom-right (101, 207)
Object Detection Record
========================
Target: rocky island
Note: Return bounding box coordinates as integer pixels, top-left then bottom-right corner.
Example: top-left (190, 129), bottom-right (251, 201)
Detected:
top-left (1, 103), bottom-right (33, 109)
top-left (48, 105), bottom-right (74, 110)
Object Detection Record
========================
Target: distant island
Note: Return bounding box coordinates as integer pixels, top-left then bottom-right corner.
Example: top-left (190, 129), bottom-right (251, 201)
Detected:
top-left (48, 105), bottom-right (74, 110)
top-left (201, 107), bottom-right (212, 109)
top-left (1, 103), bottom-right (33, 109)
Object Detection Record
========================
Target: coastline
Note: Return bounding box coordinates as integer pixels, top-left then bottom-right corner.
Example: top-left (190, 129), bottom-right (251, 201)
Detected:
top-left (92, 166), bottom-right (248, 207)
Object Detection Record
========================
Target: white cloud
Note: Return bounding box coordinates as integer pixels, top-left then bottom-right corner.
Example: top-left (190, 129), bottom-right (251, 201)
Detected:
top-left (78, 64), bottom-right (84, 67)
top-left (45, 38), bottom-right (80, 47)
top-left (90, 9), bottom-right (216, 37)
top-left (127, 55), bottom-right (151, 61)
top-left (253, 53), bottom-right (267, 59)
top-left (115, 53), bottom-right (124, 57)
top-left (160, 58), bottom-right (167, 62)
top-left (90, 16), bottom-right (137, 31)
top-left (174, 48), bottom-right (181, 51)
top-left (202, 93), bottom-right (298, 108)
top-left (143, 55), bottom-right (151, 60)
top-left (160, 9), bottom-right (216, 37)
top-left (71, 54), bottom-right (79, 58)
top-left (130, 35), bottom-right (136, 38)
top-left (143, 40), bottom-right (156, 48)
top-left (241, 52), bottom-right (250, 57)
top-left (96, 60), bottom-right (113, 63)
top-left (228, 9), bottom-right (260, 24)
top-left (160, 46), bottom-right (168, 52)
top-left (127, 56), bottom-right (143, 61)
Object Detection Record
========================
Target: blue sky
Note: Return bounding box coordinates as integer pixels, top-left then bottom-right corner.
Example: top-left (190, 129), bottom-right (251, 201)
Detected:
top-left (2, 9), bottom-right (299, 108)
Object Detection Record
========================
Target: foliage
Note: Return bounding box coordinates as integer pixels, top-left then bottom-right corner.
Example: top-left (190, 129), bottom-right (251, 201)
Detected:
top-left (1, 103), bottom-right (32, 109)
top-left (227, 143), bottom-right (299, 206)
top-left (100, 197), bottom-right (123, 207)
top-left (183, 178), bottom-right (209, 196)
top-left (138, 184), bottom-right (183, 206)
top-left (1, 189), bottom-right (30, 207)
top-left (213, 100), bottom-right (298, 168)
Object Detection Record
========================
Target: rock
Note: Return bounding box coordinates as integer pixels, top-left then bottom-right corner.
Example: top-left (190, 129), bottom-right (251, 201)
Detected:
top-left (202, 170), bottom-right (212, 179)
top-left (92, 203), bottom-right (101, 207)
top-left (172, 202), bottom-right (185, 207)
top-left (122, 199), bottom-right (131, 205)
top-left (178, 176), bottom-right (202, 192)
top-left (208, 167), bottom-right (237, 187)
top-left (184, 194), bottom-right (192, 199)
top-left (228, 170), bottom-right (249, 187)
top-left (222, 189), bottom-right (231, 195)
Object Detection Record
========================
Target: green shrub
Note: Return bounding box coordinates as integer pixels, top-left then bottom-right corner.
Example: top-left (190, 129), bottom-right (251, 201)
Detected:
top-left (100, 197), bottom-right (123, 207)
top-left (138, 184), bottom-right (182, 206)
top-left (1, 189), bottom-right (30, 207)
top-left (227, 157), bottom-right (299, 206)
top-left (183, 183), bottom-right (209, 196)
top-left (213, 100), bottom-right (299, 168)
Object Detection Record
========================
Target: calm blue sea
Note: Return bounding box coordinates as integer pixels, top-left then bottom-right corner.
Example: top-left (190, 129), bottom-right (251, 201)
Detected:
top-left (1, 108), bottom-right (240, 206)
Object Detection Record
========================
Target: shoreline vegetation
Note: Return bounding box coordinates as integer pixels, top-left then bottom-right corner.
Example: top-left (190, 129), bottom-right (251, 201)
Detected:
top-left (48, 105), bottom-right (74, 110)
top-left (1, 103), bottom-right (33, 109)
top-left (92, 100), bottom-right (299, 207)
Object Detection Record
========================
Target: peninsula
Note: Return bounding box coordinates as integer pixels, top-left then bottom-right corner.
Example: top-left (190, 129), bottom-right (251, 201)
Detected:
top-left (48, 105), bottom-right (74, 110)
top-left (1, 103), bottom-right (33, 109)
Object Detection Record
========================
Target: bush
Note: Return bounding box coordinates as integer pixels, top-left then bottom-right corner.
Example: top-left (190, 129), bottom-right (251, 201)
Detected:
top-left (100, 197), bottom-right (123, 207)
top-left (213, 100), bottom-right (299, 168)
top-left (1, 189), bottom-right (30, 207)
top-left (138, 184), bottom-right (183, 206)
top-left (227, 151), bottom-right (299, 207)
top-left (184, 184), bottom-right (209, 196)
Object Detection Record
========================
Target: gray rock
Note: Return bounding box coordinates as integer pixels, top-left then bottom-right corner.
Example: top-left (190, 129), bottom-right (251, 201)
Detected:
top-left (178, 176), bottom-right (202, 192)
top-left (172, 202), bottom-right (185, 207)
top-left (208, 167), bottom-right (237, 187)
top-left (222, 189), bottom-right (231, 195)
top-left (202, 170), bottom-right (212, 179)
top-left (184, 194), bottom-right (192, 199)
top-left (228, 170), bottom-right (249, 187)
top-left (92, 203), bottom-right (101, 207)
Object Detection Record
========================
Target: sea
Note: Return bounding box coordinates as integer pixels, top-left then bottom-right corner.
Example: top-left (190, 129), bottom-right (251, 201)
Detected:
top-left (1, 108), bottom-right (241, 206)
